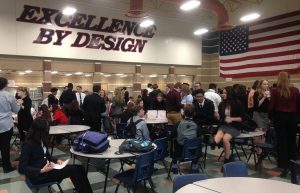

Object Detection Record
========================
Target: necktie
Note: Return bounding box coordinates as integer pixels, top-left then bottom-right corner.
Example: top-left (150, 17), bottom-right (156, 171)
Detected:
top-left (199, 104), bottom-right (202, 108)
top-left (79, 93), bottom-right (82, 106)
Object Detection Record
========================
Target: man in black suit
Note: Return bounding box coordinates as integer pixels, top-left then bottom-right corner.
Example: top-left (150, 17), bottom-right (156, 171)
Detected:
top-left (81, 84), bottom-right (106, 131)
top-left (48, 87), bottom-right (58, 106)
top-left (59, 83), bottom-right (76, 116)
top-left (193, 89), bottom-right (217, 127)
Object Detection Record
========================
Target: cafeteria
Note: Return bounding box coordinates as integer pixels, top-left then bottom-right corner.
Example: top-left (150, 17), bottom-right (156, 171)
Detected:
top-left (0, 0), bottom-right (300, 193)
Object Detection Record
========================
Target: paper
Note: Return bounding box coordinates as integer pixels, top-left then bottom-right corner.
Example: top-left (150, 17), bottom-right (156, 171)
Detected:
top-left (53, 159), bottom-right (69, 170)
top-left (146, 110), bottom-right (157, 120)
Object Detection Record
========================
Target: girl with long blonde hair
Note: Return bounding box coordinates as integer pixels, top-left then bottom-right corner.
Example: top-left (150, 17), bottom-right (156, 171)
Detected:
top-left (269, 71), bottom-right (300, 177)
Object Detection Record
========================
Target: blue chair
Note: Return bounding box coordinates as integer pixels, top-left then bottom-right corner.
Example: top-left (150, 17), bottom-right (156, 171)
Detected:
top-left (116, 123), bottom-right (126, 139)
top-left (291, 160), bottom-right (300, 184)
top-left (173, 173), bottom-right (208, 193)
top-left (167, 138), bottom-right (202, 178)
top-left (113, 150), bottom-right (155, 193)
top-left (25, 178), bottom-right (63, 193)
top-left (223, 161), bottom-right (248, 177)
top-left (153, 137), bottom-right (168, 173)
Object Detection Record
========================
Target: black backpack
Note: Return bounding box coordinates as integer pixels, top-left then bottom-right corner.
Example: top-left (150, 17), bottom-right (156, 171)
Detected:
top-left (124, 117), bottom-right (143, 138)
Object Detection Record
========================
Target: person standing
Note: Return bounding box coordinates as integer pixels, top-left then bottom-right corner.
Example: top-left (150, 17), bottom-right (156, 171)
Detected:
top-left (75, 85), bottom-right (86, 108)
top-left (0, 77), bottom-right (21, 173)
top-left (248, 80), bottom-right (259, 117)
top-left (81, 85), bottom-right (106, 131)
top-left (205, 83), bottom-right (222, 120)
top-left (165, 82), bottom-right (183, 124)
top-left (59, 83), bottom-right (76, 116)
top-left (269, 71), bottom-right (300, 176)
top-left (17, 87), bottom-right (33, 142)
top-left (48, 87), bottom-right (59, 106)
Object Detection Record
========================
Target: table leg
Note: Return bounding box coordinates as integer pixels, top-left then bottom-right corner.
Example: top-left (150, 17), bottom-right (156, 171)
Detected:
top-left (103, 159), bottom-right (111, 193)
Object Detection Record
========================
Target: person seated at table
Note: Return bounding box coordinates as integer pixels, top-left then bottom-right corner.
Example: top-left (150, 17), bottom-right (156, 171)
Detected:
top-left (127, 105), bottom-right (150, 140)
top-left (49, 104), bottom-right (68, 126)
top-left (68, 100), bottom-right (84, 125)
top-left (211, 86), bottom-right (245, 165)
top-left (149, 92), bottom-right (166, 110)
top-left (36, 104), bottom-right (52, 124)
top-left (18, 118), bottom-right (93, 193)
top-left (120, 101), bottom-right (135, 124)
top-left (171, 104), bottom-right (200, 173)
top-left (193, 89), bottom-right (218, 128)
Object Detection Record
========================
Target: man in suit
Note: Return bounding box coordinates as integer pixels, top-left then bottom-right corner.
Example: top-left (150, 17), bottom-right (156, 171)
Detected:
top-left (81, 84), bottom-right (106, 131)
top-left (193, 89), bottom-right (217, 127)
top-left (48, 87), bottom-right (58, 106)
top-left (75, 85), bottom-right (86, 108)
top-left (59, 83), bottom-right (76, 116)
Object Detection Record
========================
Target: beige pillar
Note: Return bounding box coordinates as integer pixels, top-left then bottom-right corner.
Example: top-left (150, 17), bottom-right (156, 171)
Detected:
top-left (43, 60), bottom-right (52, 97)
top-left (93, 62), bottom-right (103, 89)
top-left (167, 66), bottom-right (175, 84)
top-left (133, 65), bottom-right (142, 99)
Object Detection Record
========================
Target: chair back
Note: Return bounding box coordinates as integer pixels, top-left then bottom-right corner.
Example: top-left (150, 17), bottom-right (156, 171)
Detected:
top-left (116, 123), bottom-right (126, 139)
top-left (291, 160), bottom-right (300, 184)
top-left (223, 161), bottom-right (248, 177)
top-left (134, 150), bottom-right (155, 182)
top-left (265, 127), bottom-right (277, 147)
top-left (153, 137), bottom-right (168, 162)
top-left (182, 138), bottom-right (202, 161)
top-left (173, 174), bottom-right (208, 193)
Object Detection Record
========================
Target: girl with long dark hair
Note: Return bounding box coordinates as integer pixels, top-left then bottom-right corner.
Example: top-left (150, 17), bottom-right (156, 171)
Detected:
top-left (18, 118), bottom-right (93, 193)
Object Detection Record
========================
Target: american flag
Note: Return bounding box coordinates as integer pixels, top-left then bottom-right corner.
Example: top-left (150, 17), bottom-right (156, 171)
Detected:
top-left (219, 10), bottom-right (300, 78)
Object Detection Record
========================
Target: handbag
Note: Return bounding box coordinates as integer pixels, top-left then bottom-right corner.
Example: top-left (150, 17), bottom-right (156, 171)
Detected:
top-left (73, 131), bottom-right (109, 153)
top-left (241, 114), bottom-right (257, 132)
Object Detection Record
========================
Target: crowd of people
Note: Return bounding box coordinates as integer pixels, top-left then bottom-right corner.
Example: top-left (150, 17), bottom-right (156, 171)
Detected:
top-left (0, 71), bottom-right (299, 192)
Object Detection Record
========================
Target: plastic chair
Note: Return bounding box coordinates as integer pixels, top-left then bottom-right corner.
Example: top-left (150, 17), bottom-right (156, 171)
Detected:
top-left (116, 123), bottom-right (126, 139)
top-left (153, 137), bottom-right (168, 173)
top-left (290, 160), bottom-right (300, 184)
top-left (25, 178), bottom-right (63, 193)
top-left (113, 150), bottom-right (155, 193)
top-left (223, 161), bottom-right (248, 177)
top-left (167, 138), bottom-right (202, 179)
top-left (172, 173), bottom-right (208, 193)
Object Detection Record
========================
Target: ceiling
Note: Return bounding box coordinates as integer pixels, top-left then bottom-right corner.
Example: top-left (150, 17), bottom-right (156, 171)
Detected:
top-left (67, 0), bottom-right (300, 28)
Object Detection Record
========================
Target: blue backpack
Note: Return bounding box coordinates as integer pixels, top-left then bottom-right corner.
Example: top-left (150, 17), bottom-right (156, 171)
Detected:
top-left (73, 131), bottom-right (109, 153)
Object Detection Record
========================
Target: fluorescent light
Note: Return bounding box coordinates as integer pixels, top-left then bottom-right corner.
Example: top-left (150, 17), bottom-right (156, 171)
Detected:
top-left (65, 73), bottom-right (72, 76)
top-left (104, 74), bottom-right (111, 77)
top-left (116, 73), bottom-right (124, 76)
top-left (75, 72), bottom-right (83, 75)
top-left (85, 74), bottom-right (92, 77)
top-left (51, 71), bottom-right (58, 74)
top-left (19, 72), bottom-right (25, 75)
top-left (149, 74), bottom-right (157, 78)
top-left (46, 22), bottom-right (52, 26)
top-left (120, 75), bottom-right (128, 78)
top-left (180, 0), bottom-right (200, 11)
top-left (178, 75), bottom-right (186, 77)
top-left (140, 19), bottom-right (154, 28)
top-left (25, 70), bottom-right (32, 73)
top-left (240, 13), bottom-right (260, 22)
top-left (194, 28), bottom-right (208, 35)
top-left (62, 7), bottom-right (77, 16)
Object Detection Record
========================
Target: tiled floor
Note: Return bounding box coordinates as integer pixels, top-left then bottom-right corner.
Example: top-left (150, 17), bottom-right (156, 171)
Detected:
top-left (0, 139), bottom-right (295, 193)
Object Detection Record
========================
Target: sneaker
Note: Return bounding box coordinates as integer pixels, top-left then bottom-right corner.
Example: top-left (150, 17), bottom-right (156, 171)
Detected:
top-left (171, 163), bottom-right (179, 174)
top-left (191, 163), bottom-right (199, 173)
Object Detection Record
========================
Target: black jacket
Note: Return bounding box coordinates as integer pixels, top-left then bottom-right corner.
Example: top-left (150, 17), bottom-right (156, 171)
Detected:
top-left (59, 89), bottom-right (76, 106)
top-left (19, 141), bottom-right (57, 179)
top-left (48, 93), bottom-right (58, 106)
top-left (82, 93), bottom-right (106, 120)
top-left (193, 99), bottom-right (217, 126)
top-left (18, 96), bottom-right (33, 130)
top-left (218, 100), bottom-right (245, 130)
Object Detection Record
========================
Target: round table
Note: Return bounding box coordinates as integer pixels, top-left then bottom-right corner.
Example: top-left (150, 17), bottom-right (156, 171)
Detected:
top-left (49, 125), bottom-right (90, 154)
top-left (70, 139), bottom-right (156, 193)
top-left (177, 177), bottom-right (300, 193)
top-left (236, 130), bottom-right (265, 139)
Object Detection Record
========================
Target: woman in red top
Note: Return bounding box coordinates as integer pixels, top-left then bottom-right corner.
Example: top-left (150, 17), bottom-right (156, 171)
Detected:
top-left (269, 71), bottom-right (300, 176)
top-left (49, 104), bottom-right (68, 125)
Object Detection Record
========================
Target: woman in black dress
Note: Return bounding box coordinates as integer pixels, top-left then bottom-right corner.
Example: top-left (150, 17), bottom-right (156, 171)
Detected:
top-left (212, 86), bottom-right (245, 164)
top-left (17, 87), bottom-right (33, 142)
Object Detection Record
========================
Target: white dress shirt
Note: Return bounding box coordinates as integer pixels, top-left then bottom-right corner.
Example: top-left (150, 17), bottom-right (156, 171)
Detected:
top-left (76, 92), bottom-right (86, 106)
top-left (204, 89), bottom-right (222, 112)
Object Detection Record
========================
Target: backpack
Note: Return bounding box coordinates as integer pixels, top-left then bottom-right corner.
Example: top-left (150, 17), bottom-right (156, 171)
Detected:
top-left (119, 138), bottom-right (153, 153)
top-left (124, 117), bottom-right (143, 138)
top-left (72, 131), bottom-right (109, 153)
